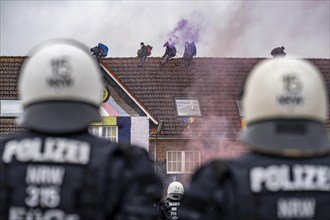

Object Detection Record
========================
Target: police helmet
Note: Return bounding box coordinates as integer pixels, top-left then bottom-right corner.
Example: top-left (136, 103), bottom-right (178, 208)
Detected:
top-left (240, 58), bottom-right (329, 157)
top-left (18, 39), bottom-right (103, 134)
top-left (167, 181), bottom-right (184, 201)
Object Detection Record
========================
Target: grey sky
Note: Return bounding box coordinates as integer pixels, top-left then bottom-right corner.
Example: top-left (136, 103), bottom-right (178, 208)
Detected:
top-left (1, 0), bottom-right (329, 58)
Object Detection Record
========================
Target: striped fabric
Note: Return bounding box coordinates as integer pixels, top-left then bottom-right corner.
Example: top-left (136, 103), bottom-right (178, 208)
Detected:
top-left (98, 97), bottom-right (149, 150)
top-left (100, 97), bottom-right (130, 117)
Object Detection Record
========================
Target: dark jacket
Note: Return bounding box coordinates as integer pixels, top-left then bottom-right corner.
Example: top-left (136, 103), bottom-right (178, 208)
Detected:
top-left (179, 152), bottom-right (330, 220)
top-left (0, 130), bottom-right (163, 220)
top-left (157, 197), bottom-right (181, 220)
top-left (164, 46), bottom-right (176, 58)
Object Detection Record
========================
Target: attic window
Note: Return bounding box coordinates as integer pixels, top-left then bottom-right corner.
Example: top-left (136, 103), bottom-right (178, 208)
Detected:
top-left (175, 98), bottom-right (201, 117)
top-left (0, 100), bottom-right (23, 117)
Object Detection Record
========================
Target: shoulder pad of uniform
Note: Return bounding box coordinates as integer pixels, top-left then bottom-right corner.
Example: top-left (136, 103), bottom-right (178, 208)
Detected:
top-left (209, 160), bottom-right (230, 179)
top-left (192, 160), bottom-right (229, 183)
top-left (211, 160), bottom-right (231, 185)
top-left (116, 143), bottom-right (132, 154)
top-left (115, 143), bottom-right (150, 162)
top-left (115, 143), bottom-right (163, 201)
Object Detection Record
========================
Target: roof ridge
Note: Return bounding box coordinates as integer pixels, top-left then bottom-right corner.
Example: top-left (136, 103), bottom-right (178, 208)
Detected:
top-left (99, 60), bottom-right (159, 125)
top-left (0, 56), bottom-right (26, 62)
top-left (100, 57), bottom-right (268, 59)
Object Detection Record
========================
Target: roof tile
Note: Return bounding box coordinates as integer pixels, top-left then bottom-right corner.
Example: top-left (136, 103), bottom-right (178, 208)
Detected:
top-left (101, 57), bottom-right (330, 138)
top-left (1, 56), bottom-right (329, 138)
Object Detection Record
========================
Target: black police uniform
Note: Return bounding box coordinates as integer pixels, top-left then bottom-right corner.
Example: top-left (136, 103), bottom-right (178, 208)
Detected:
top-left (157, 197), bottom-right (181, 220)
top-left (179, 151), bottom-right (330, 220)
top-left (0, 130), bottom-right (163, 220)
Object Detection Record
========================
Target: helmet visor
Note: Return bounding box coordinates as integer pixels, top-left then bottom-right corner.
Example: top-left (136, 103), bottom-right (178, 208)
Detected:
top-left (18, 101), bottom-right (101, 134)
top-left (240, 120), bottom-right (329, 157)
top-left (168, 193), bottom-right (183, 201)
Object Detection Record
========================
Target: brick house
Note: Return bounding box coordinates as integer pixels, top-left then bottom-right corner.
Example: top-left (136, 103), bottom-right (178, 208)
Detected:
top-left (1, 56), bottom-right (329, 186)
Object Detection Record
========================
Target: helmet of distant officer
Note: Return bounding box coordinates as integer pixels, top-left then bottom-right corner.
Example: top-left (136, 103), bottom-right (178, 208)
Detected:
top-left (167, 181), bottom-right (184, 201)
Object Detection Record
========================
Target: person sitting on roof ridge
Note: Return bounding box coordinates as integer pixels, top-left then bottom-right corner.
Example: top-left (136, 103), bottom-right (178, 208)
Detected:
top-left (160, 41), bottom-right (176, 66)
top-left (271, 46), bottom-right (286, 58)
top-left (137, 42), bottom-right (153, 67)
top-left (183, 41), bottom-right (197, 67)
top-left (90, 43), bottom-right (109, 60)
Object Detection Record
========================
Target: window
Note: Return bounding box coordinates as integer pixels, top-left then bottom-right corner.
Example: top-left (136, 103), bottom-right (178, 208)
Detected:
top-left (88, 126), bottom-right (118, 143)
top-left (0, 100), bottom-right (23, 117)
top-left (236, 100), bottom-right (244, 117)
top-left (175, 98), bottom-right (201, 117)
top-left (166, 150), bottom-right (200, 174)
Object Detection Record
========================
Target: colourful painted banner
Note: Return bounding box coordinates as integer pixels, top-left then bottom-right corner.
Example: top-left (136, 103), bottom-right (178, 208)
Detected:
top-left (100, 96), bottom-right (129, 117)
top-left (182, 117), bottom-right (196, 124)
top-left (94, 96), bottom-right (149, 150)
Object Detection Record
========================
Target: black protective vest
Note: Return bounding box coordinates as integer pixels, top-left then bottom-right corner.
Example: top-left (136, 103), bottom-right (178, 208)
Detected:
top-left (0, 130), bottom-right (161, 220)
top-left (158, 198), bottom-right (181, 220)
top-left (166, 198), bottom-right (180, 220)
top-left (212, 152), bottom-right (330, 220)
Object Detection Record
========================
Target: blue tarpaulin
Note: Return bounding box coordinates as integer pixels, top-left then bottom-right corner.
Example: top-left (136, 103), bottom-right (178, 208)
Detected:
top-left (98, 43), bottom-right (108, 57)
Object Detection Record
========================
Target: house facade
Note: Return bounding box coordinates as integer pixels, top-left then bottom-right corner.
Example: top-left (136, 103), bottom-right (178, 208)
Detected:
top-left (1, 56), bottom-right (329, 185)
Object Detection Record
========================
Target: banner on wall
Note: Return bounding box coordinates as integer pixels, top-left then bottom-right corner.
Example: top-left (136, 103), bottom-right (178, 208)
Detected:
top-left (92, 116), bottom-right (149, 150)
top-left (96, 96), bottom-right (149, 150)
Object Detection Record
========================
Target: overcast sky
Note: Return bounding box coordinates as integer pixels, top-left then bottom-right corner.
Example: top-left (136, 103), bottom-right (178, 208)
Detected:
top-left (1, 0), bottom-right (329, 58)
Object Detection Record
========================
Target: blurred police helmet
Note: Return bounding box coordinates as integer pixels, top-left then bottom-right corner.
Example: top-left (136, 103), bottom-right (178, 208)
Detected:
top-left (167, 181), bottom-right (184, 201)
top-left (240, 58), bottom-right (329, 157)
top-left (18, 39), bottom-right (103, 134)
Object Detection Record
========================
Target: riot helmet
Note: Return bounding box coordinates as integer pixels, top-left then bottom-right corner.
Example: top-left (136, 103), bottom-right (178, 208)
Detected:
top-left (240, 57), bottom-right (329, 157)
top-left (167, 181), bottom-right (184, 201)
top-left (18, 39), bottom-right (103, 134)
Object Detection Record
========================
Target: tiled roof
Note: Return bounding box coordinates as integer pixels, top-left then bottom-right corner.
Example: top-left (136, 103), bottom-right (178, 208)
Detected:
top-left (0, 118), bottom-right (25, 136)
top-left (101, 57), bottom-right (330, 138)
top-left (0, 57), bottom-right (26, 136)
top-left (1, 56), bottom-right (329, 138)
top-left (0, 57), bottom-right (25, 99)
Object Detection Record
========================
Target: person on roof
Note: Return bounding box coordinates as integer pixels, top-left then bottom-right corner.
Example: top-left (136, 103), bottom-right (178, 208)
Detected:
top-left (0, 39), bottom-right (163, 220)
top-left (160, 42), bottom-right (176, 65)
top-left (183, 41), bottom-right (197, 67)
top-left (163, 42), bottom-right (177, 58)
top-left (90, 43), bottom-right (109, 60)
top-left (271, 46), bottom-right (286, 57)
top-left (137, 42), bottom-right (153, 67)
top-left (179, 58), bottom-right (330, 220)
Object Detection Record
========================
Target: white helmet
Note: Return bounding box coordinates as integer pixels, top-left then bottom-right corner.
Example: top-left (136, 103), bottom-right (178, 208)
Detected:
top-left (240, 58), bottom-right (329, 157)
top-left (18, 39), bottom-right (103, 133)
top-left (167, 181), bottom-right (184, 201)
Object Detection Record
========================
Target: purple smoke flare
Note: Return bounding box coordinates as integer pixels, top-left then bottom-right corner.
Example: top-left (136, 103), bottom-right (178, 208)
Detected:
top-left (167, 17), bottom-right (203, 46)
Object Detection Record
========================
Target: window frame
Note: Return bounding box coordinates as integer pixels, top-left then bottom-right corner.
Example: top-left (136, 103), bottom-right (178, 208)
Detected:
top-left (174, 97), bottom-right (202, 117)
top-left (166, 150), bottom-right (201, 174)
top-left (0, 99), bottom-right (23, 117)
top-left (88, 126), bottom-right (118, 143)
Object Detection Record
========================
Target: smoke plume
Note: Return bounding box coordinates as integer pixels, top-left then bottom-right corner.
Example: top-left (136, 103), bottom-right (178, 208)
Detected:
top-left (165, 10), bottom-right (206, 54)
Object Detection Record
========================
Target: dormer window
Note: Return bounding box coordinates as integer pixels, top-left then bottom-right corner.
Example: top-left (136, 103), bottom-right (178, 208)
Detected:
top-left (175, 98), bottom-right (201, 117)
top-left (0, 100), bottom-right (23, 117)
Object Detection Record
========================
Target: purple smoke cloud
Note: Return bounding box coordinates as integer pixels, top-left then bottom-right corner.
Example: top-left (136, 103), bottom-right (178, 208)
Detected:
top-left (167, 12), bottom-right (204, 47)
